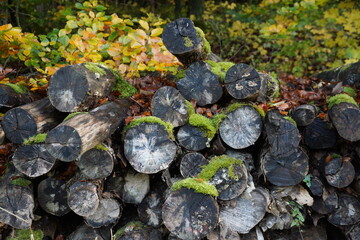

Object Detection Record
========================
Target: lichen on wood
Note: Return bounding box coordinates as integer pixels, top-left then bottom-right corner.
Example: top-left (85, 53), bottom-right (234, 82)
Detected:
top-left (226, 102), bottom-right (265, 117)
top-left (284, 116), bottom-right (297, 126)
top-left (195, 27), bottom-right (211, 55)
top-left (63, 112), bottom-right (88, 122)
top-left (84, 62), bottom-right (106, 75)
top-left (172, 178), bottom-right (218, 197)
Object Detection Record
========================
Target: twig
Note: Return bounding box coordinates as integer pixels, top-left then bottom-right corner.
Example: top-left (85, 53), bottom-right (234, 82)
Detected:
top-left (0, 206), bottom-right (31, 224)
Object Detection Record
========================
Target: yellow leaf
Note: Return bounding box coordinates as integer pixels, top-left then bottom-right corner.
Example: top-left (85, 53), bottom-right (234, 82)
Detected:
top-left (0, 24), bottom-right (12, 31)
top-left (151, 28), bottom-right (163, 37)
top-left (23, 49), bottom-right (31, 56)
top-left (89, 11), bottom-right (95, 18)
top-left (139, 20), bottom-right (149, 31)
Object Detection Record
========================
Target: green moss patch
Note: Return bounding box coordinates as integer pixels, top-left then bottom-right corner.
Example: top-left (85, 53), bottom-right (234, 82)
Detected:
top-left (206, 60), bottom-right (235, 82)
top-left (172, 178), bottom-right (218, 197)
top-left (211, 113), bottom-right (227, 130)
top-left (23, 133), bottom-right (47, 145)
top-left (94, 144), bottom-right (109, 151)
top-left (113, 221), bottom-right (144, 239)
top-left (110, 69), bottom-right (138, 98)
top-left (84, 62), bottom-right (106, 75)
top-left (343, 87), bottom-right (357, 98)
top-left (283, 116), bottom-right (297, 126)
top-left (198, 155), bottom-right (242, 181)
top-left (328, 93), bottom-right (358, 109)
top-left (63, 112), bottom-right (88, 122)
top-left (189, 114), bottom-right (216, 139)
top-left (268, 72), bottom-right (280, 99)
top-left (185, 100), bottom-right (196, 116)
top-left (183, 37), bottom-right (193, 47)
top-left (226, 102), bottom-right (265, 117)
top-left (195, 27), bottom-right (211, 55)
top-left (11, 177), bottom-right (32, 187)
top-left (9, 229), bottom-right (44, 240)
top-left (4, 83), bottom-right (28, 94)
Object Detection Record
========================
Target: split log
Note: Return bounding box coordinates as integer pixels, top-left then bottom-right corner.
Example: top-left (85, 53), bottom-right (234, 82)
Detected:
top-left (162, 188), bottom-right (219, 240)
top-left (48, 63), bottom-right (117, 112)
top-left (176, 61), bottom-right (223, 106)
top-left (177, 123), bottom-right (209, 151)
top-left (1, 97), bottom-right (63, 144)
top-left (67, 181), bottom-right (100, 217)
top-left (37, 177), bottom-right (70, 216)
top-left (328, 102), bottom-right (360, 142)
top-left (77, 146), bottom-right (114, 180)
top-left (137, 191), bottom-right (164, 227)
top-left (324, 156), bottom-right (355, 188)
top-left (224, 63), bottom-right (261, 100)
top-left (0, 84), bottom-right (35, 108)
top-left (46, 100), bottom-right (129, 162)
top-left (151, 86), bottom-right (189, 127)
top-left (180, 152), bottom-right (209, 178)
top-left (84, 198), bottom-right (122, 228)
top-left (328, 193), bottom-right (360, 226)
top-left (291, 104), bottom-right (318, 126)
top-left (12, 144), bottom-right (56, 178)
top-left (219, 105), bottom-right (263, 149)
top-left (304, 118), bottom-right (337, 149)
top-left (67, 224), bottom-right (106, 240)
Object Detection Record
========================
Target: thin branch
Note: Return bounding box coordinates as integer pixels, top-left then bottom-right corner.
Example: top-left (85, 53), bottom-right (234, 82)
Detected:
top-left (0, 206), bottom-right (31, 224)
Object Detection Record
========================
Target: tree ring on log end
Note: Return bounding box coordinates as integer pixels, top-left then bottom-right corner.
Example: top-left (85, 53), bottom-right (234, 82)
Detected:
top-left (84, 198), bottom-right (121, 228)
top-left (68, 182), bottom-right (99, 217)
top-left (78, 148), bottom-right (114, 180)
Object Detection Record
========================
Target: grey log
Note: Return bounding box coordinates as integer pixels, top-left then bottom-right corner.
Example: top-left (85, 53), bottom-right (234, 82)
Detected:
top-left (291, 104), bottom-right (318, 126)
top-left (324, 156), bottom-right (355, 188)
top-left (177, 123), bottom-right (209, 151)
top-left (84, 198), bottom-right (122, 228)
top-left (180, 152), bottom-right (209, 178)
top-left (328, 194), bottom-right (360, 226)
top-left (67, 181), bottom-right (100, 217)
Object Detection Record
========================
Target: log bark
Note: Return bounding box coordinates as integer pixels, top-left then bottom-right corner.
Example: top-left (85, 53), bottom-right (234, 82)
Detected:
top-left (291, 104), bottom-right (318, 126)
top-left (304, 118), bottom-right (337, 149)
top-left (177, 123), bottom-right (209, 151)
top-left (176, 61), bottom-right (223, 106)
top-left (180, 152), bottom-right (209, 178)
top-left (324, 156), bottom-right (355, 188)
top-left (0, 84), bottom-right (35, 108)
top-left (48, 63), bottom-right (117, 112)
top-left (2, 97), bottom-right (63, 144)
top-left (84, 198), bottom-right (121, 228)
top-left (328, 193), bottom-right (360, 226)
top-left (67, 181), bottom-right (100, 217)
top-left (45, 100), bottom-right (129, 162)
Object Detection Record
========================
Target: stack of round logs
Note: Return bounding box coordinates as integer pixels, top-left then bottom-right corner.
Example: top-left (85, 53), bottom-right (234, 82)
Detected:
top-left (0, 18), bottom-right (360, 240)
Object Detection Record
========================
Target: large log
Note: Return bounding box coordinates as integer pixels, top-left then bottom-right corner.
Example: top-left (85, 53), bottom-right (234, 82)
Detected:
top-left (328, 193), bottom-right (360, 226)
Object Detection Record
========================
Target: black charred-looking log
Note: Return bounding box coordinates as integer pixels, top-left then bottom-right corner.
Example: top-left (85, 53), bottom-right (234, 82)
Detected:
top-left (261, 147), bottom-right (309, 186)
top-left (224, 63), bottom-right (261, 100)
top-left (291, 104), bottom-right (318, 126)
top-left (77, 147), bottom-right (114, 180)
top-left (67, 224), bottom-right (106, 240)
top-left (324, 156), bottom-right (355, 188)
top-left (177, 123), bottom-right (209, 151)
top-left (312, 191), bottom-right (338, 215)
top-left (48, 63), bottom-right (117, 112)
top-left (67, 181), bottom-right (100, 217)
top-left (162, 188), bottom-right (219, 240)
top-left (176, 61), bottom-right (223, 106)
top-left (162, 18), bottom-right (209, 67)
top-left (12, 144), bottom-right (56, 178)
top-left (180, 152), bottom-right (209, 178)
top-left (328, 194), bottom-right (360, 226)
top-left (328, 102), bottom-right (360, 142)
top-left (137, 191), bottom-right (164, 227)
top-left (37, 177), bottom-right (70, 216)
top-left (124, 123), bottom-right (177, 174)
top-left (46, 101), bottom-right (129, 162)
top-left (84, 198), bottom-right (122, 228)
top-left (2, 97), bottom-right (63, 144)
top-left (219, 105), bottom-right (263, 149)
top-left (0, 84), bottom-right (35, 108)
top-left (151, 86), bottom-right (189, 127)
top-left (304, 118), bottom-right (337, 149)
top-left (308, 176), bottom-right (323, 197)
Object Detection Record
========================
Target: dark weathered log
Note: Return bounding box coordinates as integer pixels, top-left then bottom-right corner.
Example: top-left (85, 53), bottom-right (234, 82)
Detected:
top-left (226, 150), bottom-right (255, 172)
top-left (124, 121), bottom-right (177, 174)
top-left (219, 105), bottom-right (263, 149)
top-left (177, 123), bottom-right (209, 151)
top-left (224, 63), bottom-right (261, 100)
top-left (67, 181), bottom-right (100, 217)
top-left (328, 102), bottom-right (360, 142)
top-left (324, 156), bottom-right (355, 188)
top-left (67, 224), bottom-right (106, 240)
top-left (2, 97), bottom-right (63, 144)
top-left (291, 104), bottom-right (318, 126)
top-left (12, 144), bottom-right (56, 178)
top-left (37, 177), bottom-right (70, 216)
top-left (257, 72), bottom-right (280, 102)
top-left (304, 118), bottom-right (337, 149)
top-left (48, 63), bottom-right (117, 112)
top-left (77, 146), bottom-right (114, 180)
top-left (328, 193), bottom-right (360, 226)
top-left (312, 189), bottom-right (338, 215)
top-left (120, 170), bottom-right (150, 204)
top-left (84, 198), bottom-right (121, 228)
top-left (207, 221), bottom-right (241, 240)
top-left (115, 225), bottom-right (162, 240)
top-left (261, 147), bottom-right (309, 186)
top-left (0, 84), bottom-right (35, 108)
top-left (162, 18), bottom-right (211, 67)
top-left (347, 222), bottom-right (360, 240)
top-left (46, 101), bottom-right (129, 162)
top-left (176, 61), bottom-right (223, 106)
top-left (180, 152), bottom-right (209, 178)
top-left (151, 86), bottom-right (189, 127)
top-left (308, 176), bottom-right (323, 197)
top-left (137, 191), bottom-right (163, 227)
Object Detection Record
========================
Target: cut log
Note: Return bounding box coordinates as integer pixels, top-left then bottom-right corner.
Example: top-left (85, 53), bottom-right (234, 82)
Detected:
top-left (77, 146), bottom-right (114, 180)
top-left (67, 224), bottom-right (106, 240)
top-left (304, 118), bottom-right (337, 149)
top-left (0, 84), bottom-right (35, 108)
top-left (1, 97), bottom-right (63, 144)
top-left (308, 176), bottom-right (323, 197)
top-left (224, 63), bottom-right (261, 100)
top-left (291, 104), bottom-right (318, 126)
top-left (124, 122), bottom-right (177, 174)
top-left (219, 105), bottom-right (263, 149)
top-left (226, 150), bottom-right (255, 172)
top-left (84, 198), bottom-right (121, 228)
top-left (67, 181), bottom-right (100, 217)
top-left (312, 189), bottom-right (338, 215)
top-left (37, 177), bottom-right (70, 216)
top-left (151, 86), bottom-right (189, 127)
top-left (177, 123), bottom-right (209, 151)
top-left (162, 188), bottom-right (219, 240)
top-left (328, 193), bottom-right (360, 226)
top-left (137, 191), bottom-right (164, 227)
top-left (207, 221), bottom-right (241, 240)
top-left (46, 100), bottom-right (129, 162)
top-left (12, 144), bottom-right (56, 178)
top-left (324, 156), bottom-right (355, 188)
top-left (176, 61), bottom-right (223, 106)
top-left (328, 102), bottom-right (360, 142)
top-left (180, 152), bottom-right (209, 178)
top-left (48, 63), bottom-right (117, 112)
top-left (120, 170), bottom-right (150, 204)
top-left (115, 225), bottom-right (162, 240)
top-left (162, 18), bottom-right (210, 67)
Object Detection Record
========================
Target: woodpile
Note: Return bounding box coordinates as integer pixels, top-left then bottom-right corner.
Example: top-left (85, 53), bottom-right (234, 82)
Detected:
top-left (0, 18), bottom-right (360, 240)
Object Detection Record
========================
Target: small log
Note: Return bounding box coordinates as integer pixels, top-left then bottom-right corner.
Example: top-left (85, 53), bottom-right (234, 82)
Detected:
top-left (0, 84), bottom-right (35, 108)
top-left (328, 193), bottom-right (360, 226)
top-left (207, 221), bottom-right (241, 240)
top-left (67, 181), bottom-right (100, 217)
top-left (226, 150), bottom-right (255, 172)
top-left (67, 224), bottom-right (106, 240)
top-left (37, 177), bottom-right (70, 216)
top-left (261, 147), bottom-right (309, 186)
top-left (291, 104), bottom-right (318, 126)
top-left (77, 146), bottom-right (114, 180)
top-left (224, 63), bottom-right (261, 100)
top-left (46, 101), bottom-right (129, 162)
top-left (2, 97), bottom-right (63, 144)
top-left (176, 61), bottom-right (223, 106)
top-left (48, 63), bottom-right (117, 112)
top-left (177, 123), bottom-right (209, 151)
top-left (257, 72), bottom-right (279, 102)
top-left (85, 198), bottom-right (122, 228)
top-left (124, 122), bottom-right (177, 174)
top-left (219, 105), bottom-right (263, 149)
top-left (12, 144), bottom-right (56, 178)
top-left (312, 191), bottom-right (338, 215)
top-left (162, 188), bottom-right (219, 240)
top-left (151, 86), bottom-right (189, 127)
top-left (328, 102), bottom-right (360, 142)
top-left (308, 176), bottom-right (323, 197)
top-left (137, 191), bottom-right (164, 227)
top-left (304, 118), bottom-right (337, 149)
top-left (180, 152), bottom-right (209, 178)
top-left (120, 170), bottom-right (150, 204)
top-left (324, 156), bottom-right (355, 188)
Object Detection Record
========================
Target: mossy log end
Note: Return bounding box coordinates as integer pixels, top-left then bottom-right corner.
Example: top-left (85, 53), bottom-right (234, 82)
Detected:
top-left (291, 104), bottom-right (318, 127)
top-left (177, 123), bottom-right (209, 151)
